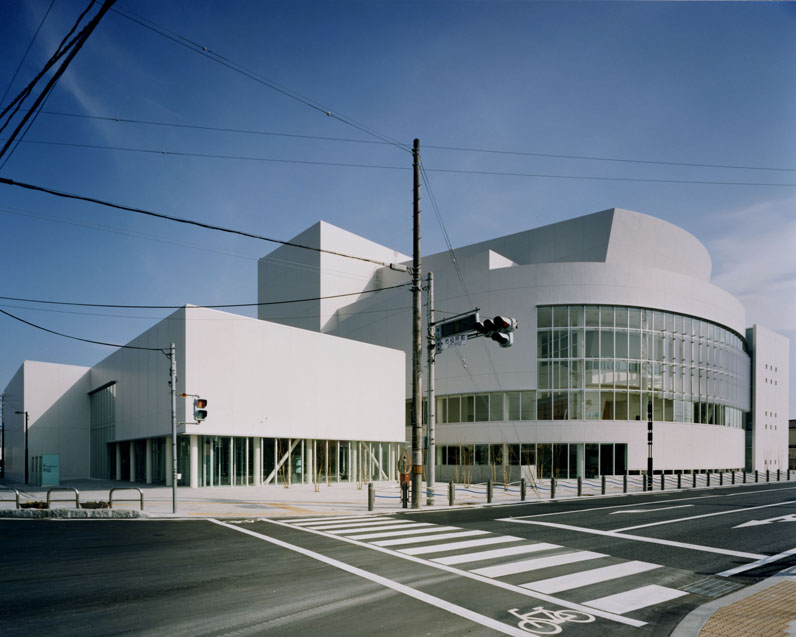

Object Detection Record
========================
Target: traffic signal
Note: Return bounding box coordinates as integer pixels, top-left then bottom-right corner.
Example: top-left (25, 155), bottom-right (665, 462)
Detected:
top-left (474, 315), bottom-right (517, 348)
top-left (194, 398), bottom-right (208, 421)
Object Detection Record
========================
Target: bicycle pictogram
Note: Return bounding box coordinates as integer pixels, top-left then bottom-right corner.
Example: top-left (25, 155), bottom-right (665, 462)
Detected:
top-left (508, 606), bottom-right (595, 635)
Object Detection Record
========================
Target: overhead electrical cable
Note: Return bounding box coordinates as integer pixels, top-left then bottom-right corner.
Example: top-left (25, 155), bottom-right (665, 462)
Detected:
top-left (0, 176), bottom-right (403, 267)
top-left (108, 6), bottom-right (410, 154)
top-left (0, 307), bottom-right (165, 352)
top-left (0, 283), bottom-right (411, 310)
top-left (32, 110), bottom-right (796, 173)
top-left (7, 140), bottom-right (796, 188)
top-left (0, 0), bottom-right (116, 167)
top-left (0, 0), bottom-right (56, 111)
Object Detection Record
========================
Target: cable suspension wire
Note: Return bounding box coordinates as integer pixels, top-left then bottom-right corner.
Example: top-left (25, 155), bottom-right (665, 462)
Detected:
top-left (109, 6), bottom-right (410, 154)
top-left (0, 307), bottom-right (165, 352)
top-left (32, 110), bottom-right (796, 173)
top-left (7, 141), bottom-right (795, 188)
top-left (0, 283), bottom-right (411, 310)
top-left (0, 176), bottom-right (401, 267)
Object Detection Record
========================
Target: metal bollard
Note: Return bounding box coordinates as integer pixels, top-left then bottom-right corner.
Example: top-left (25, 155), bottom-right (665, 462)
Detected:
top-left (550, 477), bottom-right (556, 499)
top-left (766, 470), bottom-right (770, 482)
top-left (643, 474), bottom-right (647, 492)
top-left (401, 482), bottom-right (409, 508)
top-left (677, 473), bottom-right (681, 489)
top-left (368, 483), bottom-right (374, 511)
top-left (623, 473), bottom-right (628, 493)
top-left (577, 477), bottom-right (582, 497)
top-left (448, 481), bottom-right (455, 506)
top-left (732, 471), bottom-right (735, 485)
top-left (520, 478), bottom-right (527, 501)
top-left (707, 472), bottom-right (711, 487)
top-left (720, 472), bottom-right (723, 486)
top-left (777, 469), bottom-right (780, 482)
top-left (487, 480), bottom-right (493, 504)
top-left (743, 471), bottom-right (747, 484)
top-left (693, 471), bottom-right (697, 488)
top-left (661, 473), bottom-right (665, 491)
top-left (755, 470), bottom-right (759, 483)
top-left (601, 475), bottom-right (606, 495)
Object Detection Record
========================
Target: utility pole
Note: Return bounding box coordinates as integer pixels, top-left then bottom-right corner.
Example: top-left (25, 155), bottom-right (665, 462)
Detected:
top-left (0, 393), bottom-right (4, 478)
top-left (426, 271), bottom-right (435, 506)
top-left (411, 138), bottom-right (423, 509)
top-left (170, 342), bottom-right (178, 514)
top-left (14, 410), bottom-right (29, 484)
top-left (647, 398), bottom-right (653, 491)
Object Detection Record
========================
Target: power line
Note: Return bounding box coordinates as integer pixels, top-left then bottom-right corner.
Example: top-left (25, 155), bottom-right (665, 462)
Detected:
top-left (9, 140), bottom-right (796, 188)
top-left (0, 176), bottom-right (403, 266)
top-left (109, 6), bottom-right (410, 154)
top-left (0, 306), bottom-right (165, 352)
top-left (0, 283), bottom-right (410, 310)
top-left (34, 110), bottom-right (796, 173)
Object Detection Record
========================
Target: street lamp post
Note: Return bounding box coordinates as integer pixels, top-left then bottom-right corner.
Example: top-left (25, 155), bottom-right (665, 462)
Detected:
top-left (15, 410), bottom-right (29, 484)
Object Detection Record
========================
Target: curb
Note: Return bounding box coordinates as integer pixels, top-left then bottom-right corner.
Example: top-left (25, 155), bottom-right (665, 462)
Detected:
top-left (0, 509), bottom-right (148, 519)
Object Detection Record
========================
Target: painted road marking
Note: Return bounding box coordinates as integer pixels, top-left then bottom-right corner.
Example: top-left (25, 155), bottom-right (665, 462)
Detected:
top-left (501, 518), bottom-right (765, 560)
top-left (717, 546), bottom-right (796, 577)
top-left (733, 513), bottom-right (796, 529)
top-left (326, 522), bottom-right (433, 534)
top-left (471, 551), bottom-right (606, 578)
top-left (286, 515), bottom-right (384, 525)
top-left (610, 505), bottom-right (693, 515)
top-left (346, 526), bottom-right (459, 540)
top-left (433, 543), bottom-right (561, 566)
top-left (209, 519), bottom-right (530, 637)
top-left (270, 518), bottom-right (646, 627)
top-left (310, 519), bottom-right (416, 531)
top-left (612, 499), bottom-right (796, 533)
top-left (399, 536), bottom-right (523, 556)
top-left (522, 561), bottom-right (661, 594)
top-left (373, 530), bottom-right (489, 547)
top-left (584, 584), bottom-right (688, 614)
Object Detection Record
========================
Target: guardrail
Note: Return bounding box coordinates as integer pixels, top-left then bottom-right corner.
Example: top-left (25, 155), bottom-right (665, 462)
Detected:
top-left (367, 468), bottom-right (794, 510)
top-left (46, 487), bottom-right (80, 509)
top-left (109, 487), bottom-right (144, 511)
top-left (0, 487), bottom-right (21, 509)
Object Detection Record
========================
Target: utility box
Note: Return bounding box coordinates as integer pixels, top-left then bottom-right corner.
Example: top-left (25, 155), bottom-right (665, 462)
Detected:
top-left (33, 454), bottom-right (60, 487)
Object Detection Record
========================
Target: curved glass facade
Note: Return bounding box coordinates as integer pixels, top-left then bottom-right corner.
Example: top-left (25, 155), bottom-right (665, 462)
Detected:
top-left (536, 305), bottom-right (750, 426)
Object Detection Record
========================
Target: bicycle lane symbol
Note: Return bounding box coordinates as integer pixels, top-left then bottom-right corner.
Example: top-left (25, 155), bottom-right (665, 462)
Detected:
top-left (508, 606), bottom-right (596, 635)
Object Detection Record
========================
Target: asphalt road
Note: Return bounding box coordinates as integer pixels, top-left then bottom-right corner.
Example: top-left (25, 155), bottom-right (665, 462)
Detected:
top-left (2, 481), bottom-right (794, 636)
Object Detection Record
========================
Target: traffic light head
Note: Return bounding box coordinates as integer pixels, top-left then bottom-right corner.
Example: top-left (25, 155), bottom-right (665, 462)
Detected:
top-left (492, 316), bottom-right (518, 333)
top-left (194, 398), bottom-right (208, 421)
top-left (491, 332), bottom-right (514, 348)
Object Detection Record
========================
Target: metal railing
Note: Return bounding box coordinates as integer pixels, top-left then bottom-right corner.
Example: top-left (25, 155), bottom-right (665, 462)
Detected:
top-left (109, 487), bottom-right (144, 511)
top-left (0, 487), bottom-right (21, 509)
top-left (46, 487), bottom-right (80, 509)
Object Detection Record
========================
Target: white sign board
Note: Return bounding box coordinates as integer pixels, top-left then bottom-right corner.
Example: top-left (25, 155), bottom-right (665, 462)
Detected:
top-left (436, 333), bottom-right (467, 353)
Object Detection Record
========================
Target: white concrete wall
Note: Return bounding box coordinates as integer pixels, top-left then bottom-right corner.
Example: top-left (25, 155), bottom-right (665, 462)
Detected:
top-left (183, 307), bottom-right (405, 441)
top-left (748, 325), bottom-right (790, 471)
top-left (1, 361), bottom-right (91, 481)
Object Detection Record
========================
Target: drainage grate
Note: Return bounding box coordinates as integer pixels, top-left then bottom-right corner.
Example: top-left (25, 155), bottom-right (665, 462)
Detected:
top-left (680, 577), bottom-right (744, 598)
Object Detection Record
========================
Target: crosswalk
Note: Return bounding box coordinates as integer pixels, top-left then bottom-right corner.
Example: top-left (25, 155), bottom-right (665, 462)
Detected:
top-left (279, 514), bottom-right (690, 619)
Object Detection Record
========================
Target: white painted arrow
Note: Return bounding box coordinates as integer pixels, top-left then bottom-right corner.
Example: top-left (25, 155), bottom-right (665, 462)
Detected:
top-left (610, 504), bottom-right (694, 515)
top-left (733, 513), bottom-right (796, 529)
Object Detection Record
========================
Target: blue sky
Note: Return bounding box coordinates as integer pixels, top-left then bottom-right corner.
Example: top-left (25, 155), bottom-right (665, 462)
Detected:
top-left (1, 0), bottom-right (794, 414)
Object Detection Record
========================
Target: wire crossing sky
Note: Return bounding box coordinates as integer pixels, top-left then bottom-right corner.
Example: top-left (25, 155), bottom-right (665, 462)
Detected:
top-left (0, 0), bottom-right (794, 413)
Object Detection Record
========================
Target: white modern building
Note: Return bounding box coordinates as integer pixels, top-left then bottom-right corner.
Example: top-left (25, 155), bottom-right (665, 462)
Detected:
top-left (1, 307), bottom-right (405, 486)
top-left (258, 208), bottom-right (790, 481)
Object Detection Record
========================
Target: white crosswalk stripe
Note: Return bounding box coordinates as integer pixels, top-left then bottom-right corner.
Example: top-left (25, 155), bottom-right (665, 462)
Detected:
top-left (282, 515), bottom-right (692, 617)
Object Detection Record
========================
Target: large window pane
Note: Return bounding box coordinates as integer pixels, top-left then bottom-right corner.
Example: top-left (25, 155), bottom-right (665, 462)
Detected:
top-left (538, 444), bottom-right (552, 478)
top-left (585, 360), bottom-right (600, 388)
top-left (615, 307), bottom-right (628, 328)
top-left (614, 391), bottom-right (628, 420)
top-left (554, 391), bottom-right (568, 420)
top-left (585, 306), bottom-right (600, 327)
top-left (537, 306), bottom-right (552, 328)
top-left (461, 395), bottom-right (474, 422)
top-left (600, 444), bottom-right (614, 475)
top-left (570, 360), bottom-right (583, 388)
top-left (569, 390), bottom-right (583, 419)
top-left (629, 392), bottom-right (641, 420)
top-left (538, 361), bottom-right (551, 390)
top-left (490, 393), bottom-right (504, 421)
top-left (629, 332), bottom-right (641, 359)
top-left (553, 444), bottom-right (569, 478)
top-left (629, 308), bottom-right (642, 329)
top-left (600, 391), bottom-right (614, 419)
top-left (475, 394), bottom-right (489, 421)
top-left (554, 306), bottom-right (568, 327)
top-left (507, 392), bottom-right (521, 420)
top-left (584, 390), bottom-right (600, 419)
top-left (585, 444), bottom-right (599, 478)
top-left (570, 306), bottom-right (584, 327)
top-left (570, 329), bottom-right (584, 358)
top-left (537, 392), bottom-right (552, 420)
top-left (447, 396), bottom-right (460, 423)
top-left (600, 330), bottom-right (614, 358)
top-left (615, 330), bottom-right (628, 358)
top-left (521, 391), bottom-right (536, 420)
top-left (600, 306), bottom-right (614, 328)
top-left (538, 331), bottom-right (551, 359)
top-left (585, 330), bottom-right (600, 357)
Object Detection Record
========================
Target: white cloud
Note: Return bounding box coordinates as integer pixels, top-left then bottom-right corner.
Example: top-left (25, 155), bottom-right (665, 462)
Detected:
top-left (707, 196), bottom-right (796, 332)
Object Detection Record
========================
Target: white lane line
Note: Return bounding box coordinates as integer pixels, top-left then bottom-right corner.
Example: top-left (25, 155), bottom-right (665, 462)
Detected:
top-left (209, 519), bottom-right (529, 637)
top-left (584, 584), bottom-right (689, 614)
top-left (310, 519), bottom-right (411, 531)
top-left (613, 499), bottom-right (796, 532)
top-left (346, 526), bottom-right (459, 540)
top-left (327, 522), bottom-right (432, 535)
top-left (433, 543), bottom-right (561, 566)
top-left (717, 546), bottom-right (796, 577)
top-left (522, 561), bottom-right (661, 594)
top-left (501, 519), bottom-right (765, 560)
top-left (264, 518), bottom-right (646, 627)
top-left (510, 495), bottom-right (719, 520)
top-left (373, 530), bottom-right (489, 547)
top-left (400, 536), bottom-right (523, 556)
top-left (610, 505), bottom-right (693, 515)
top-left (471, 551), bottom-right (606, 578)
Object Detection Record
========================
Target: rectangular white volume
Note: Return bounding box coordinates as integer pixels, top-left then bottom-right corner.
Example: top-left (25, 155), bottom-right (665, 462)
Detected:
top-left (522, 561), bottom-right (661, 594)
top-left (470, 551), bottom-right (605, 578)
top-left (290, 516), bottom-right (393, 526)
top-left (312, 520), bottom-right (413, 531)
top-left (399, 536), bottom-right (522, 556)
top-left (327, 523), bottom-right (432, 535)
top-left (433, 543), bottom-right (561, 566)
top-left (584, 584), bottom-right (689, 614)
